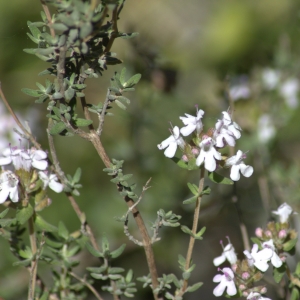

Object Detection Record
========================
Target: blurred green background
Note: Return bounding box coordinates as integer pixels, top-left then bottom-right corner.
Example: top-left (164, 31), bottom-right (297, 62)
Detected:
top-left (1, 0), bottom-right (300, 299)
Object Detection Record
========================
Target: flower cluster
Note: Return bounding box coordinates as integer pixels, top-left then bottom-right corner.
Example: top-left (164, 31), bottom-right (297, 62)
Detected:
top-left (158, 108), bottom-right (253, 181)
top-left (0, 144), bottom-right (63, 204)
top-left (212, 203), bottom-right (297, 299)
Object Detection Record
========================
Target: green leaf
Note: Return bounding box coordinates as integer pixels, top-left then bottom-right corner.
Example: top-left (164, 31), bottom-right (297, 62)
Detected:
top-left (51, 23), bottom-right (69, 31)
top-left (124, 73), bottom-right (141, 88)
top-left (120, 32), bottom-right (139, 39)
top-left (111, 244), bottom-right (126, 258)
top-left (181, 225), bottom-right (193, 236)
top-left (283, 238), bottom-right (297, 252)
top-left (40, 291), bottom-right (49, 300)
top-left (115, 100), bottom-right (127, 110)
top-left (22, 88), bottom-right (43, 97)
top-left (26, 33), bottom-right (39, 44)
top-left (171, 157), bottom-right (199, 170)
top-left (73, 118), bottom-right (93, 127)
top-left (16, 205), bottom-right (34, 225)
top-left (19, 246), bottom-right (33, 259)
top-left (80, 22), bottom-right (92, 39)
top-left (0, 218), bottom-right (16, 227)
top-left (27, 21), bottom-right (41, 38)
top-left (35, 215), bottom-right (58, 232)
top-left (295, 262), bottom-right (300, 276)
top-left (58, 221), bottom-right (69, 240)
top-left (13, 258), bottom-right (32, 267)
top-left (126, 269), bottom-right (133, 283)
top-left (182, 196), bottom-right (198, 205)
top-left (73, 168), bottom-right (82, 183)
top-left (196, 226), bottom-right (206, 238)
top-left (0, 208), bottom-right (9, 219)
top-left (108, 267), bottom-right (125, 274)
top-left (208, 172), bottom-right (233, 185)
top-left (116, 96), bottom-right (130, 104)
top-left (182, 271), bottom-right (191, 280)
top-left (273, 264), bottom-right (286, 283)
top-left (187, 182), bottom-right (199, 195)
top-left (186, 282), bottom-right (203, 293)
top-left (49, 122), bottom-right (67, 135)
top-left (120, 68), bottom-right (127, 85)
top-left (291, 288), bottom-right (299, 300)
top-left (86, 243), bottom-right (103, 258)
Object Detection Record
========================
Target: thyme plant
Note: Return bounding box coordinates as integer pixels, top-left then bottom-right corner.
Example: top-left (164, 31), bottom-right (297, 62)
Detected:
top-left (0, 1), bottom-right (299, 300)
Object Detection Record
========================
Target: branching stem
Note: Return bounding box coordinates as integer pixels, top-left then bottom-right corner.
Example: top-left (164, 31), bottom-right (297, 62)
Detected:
top-left (181, 166), bottom-right (205, 294)
top-left (28, 216), bottom-right (37, 300)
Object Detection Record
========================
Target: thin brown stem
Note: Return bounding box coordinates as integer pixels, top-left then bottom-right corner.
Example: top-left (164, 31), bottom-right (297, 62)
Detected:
top-left (180, 167), bottom-right (205, 294)
top-left (69, 271), bottom-right (104, 300)
top-left (40, 1), bottom-right (55, 38)
top-left (28, 216), bottom-right (38, 300)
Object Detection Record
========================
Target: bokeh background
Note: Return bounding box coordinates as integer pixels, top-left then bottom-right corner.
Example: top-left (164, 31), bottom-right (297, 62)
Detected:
top-left (1, 0), bottom-right (300, 299)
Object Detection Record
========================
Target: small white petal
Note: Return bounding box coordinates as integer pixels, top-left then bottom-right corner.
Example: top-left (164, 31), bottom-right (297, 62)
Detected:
top-left (164, 143), bottom-right (177, 158)
top-left (240, 164), bottom-right (254, 177)
top-left (213, 253), bottom-right (226, 266)
top-left (230, 165), bottom-right (241, 181)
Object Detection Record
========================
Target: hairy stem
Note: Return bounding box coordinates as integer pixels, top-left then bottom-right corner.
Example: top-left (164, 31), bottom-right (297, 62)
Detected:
top-left (28, 216), bottom-right (38, 300)
top-left (69, 271), bottom-right (104, 300)
top-left (181, 166), bottom-right (205, 293)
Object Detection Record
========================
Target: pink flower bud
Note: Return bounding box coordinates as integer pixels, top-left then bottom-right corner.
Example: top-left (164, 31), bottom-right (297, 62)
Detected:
top-left (265, 230), bottom-right (272, 238)
top-left (280, 255), bottom-right (287, 263)
top-left (182, 155), bottom-right (188, 162)
top-left (242, 272), bottom-right (250, 280)
top-left (191, 147), bottom-right (199, 155)
top-left (260, 287), bottom-right (267, 294)
top-left (239, 284), bottom-right (246, 291)
top-left (231, 264), bottom-right (237, 272)
top-left (278, 229), bottom-right (287, 239)
top-left (255, 227), bottom-right (263, 238)
top-left (242, 291), bottom-right (249, 297)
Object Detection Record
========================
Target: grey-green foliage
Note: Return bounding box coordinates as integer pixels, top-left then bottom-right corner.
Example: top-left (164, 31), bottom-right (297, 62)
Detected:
top-left (22, 0), bottom-right (141, 138)
top-left (86, 237), bottom-right (137, 298)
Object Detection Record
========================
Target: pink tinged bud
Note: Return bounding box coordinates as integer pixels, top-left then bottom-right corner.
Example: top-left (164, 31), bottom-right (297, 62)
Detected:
top-left (278, 229), bottom-right (287, 239)
top-left (231, 264), bottom-right (237, 272)
top-left (255, 227), bottom-right (263, 238)
top-left (191, 147), bottom-right (199, 155)
top-left (182, 155), bottom-right (188, 162)
top-left (280, 255), bottom-right (287, 263)
top-left (239, 284), bottom-right (246, 291)
top-left (242, 272), bottom-right (250, 280)
top-left (243, 291), bottom-right (249, 297)
top-left (260, 287), bottom-right (267, 294)
top-left (265, 230), bottom-right (272, 238)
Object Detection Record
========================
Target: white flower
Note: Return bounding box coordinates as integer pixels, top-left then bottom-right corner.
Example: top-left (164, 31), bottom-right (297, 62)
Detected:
top-left (243, 244), bottom-right (272, 272)
top-left (179, 109), bottom-right (204, 136)
top-left (38, 171), bottom-right (64, 193)
top-left (280, 78), bottom-right (299, 108)
top-left (0, 147), bottom-right (48, 171)
top-left (157, 126), bottom-right (185, 158)
top-left (30, 149), bottom-right (48, 170)
top-left (262, 240), bottom-right (282, 268)
top-left (0, 170), bottom-right (19, 203)
top-left (229, 76), bottom-right (251, 101)
top-left (262, 68), bottom-right (280, 90)
top-left (247, 291), bottom-right (272, 300)
top-left (213, 267), bottom-right (237, 297)
top-left (272, 202), bottom-right (296, 223)
top-left (258, 114), bottom-right (276, 143)
top-left (213, 238), bottom-right (237, 266)
top-left (214, 112), bottom-right (241, 148)
top-left (225, 150), bottom-right (254, 181)
top-left (196, 137), bottom-right (221, 172)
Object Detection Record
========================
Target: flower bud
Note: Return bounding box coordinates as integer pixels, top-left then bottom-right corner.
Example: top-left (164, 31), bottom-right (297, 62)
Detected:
top-left (265, 230), bottom-right (272, 238)
top-left (255, 227), bottom-right (263, 238)
top-left (181, 154), bottom-right (188, 162)
top-left (242, 272), bottom-right (250, 280)
top-left (278, 229), bottom-right (287, 239)
top-left (191, 147), bottom-right (199, 155)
